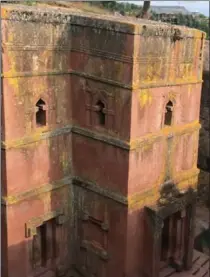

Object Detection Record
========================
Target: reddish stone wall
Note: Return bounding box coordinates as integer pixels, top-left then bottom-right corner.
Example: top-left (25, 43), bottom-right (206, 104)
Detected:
top-left (6, 186), bottom-right (70, 277)
top-left (125, 24), bottom-right (204, 277)
top-left (69, 16), bottom-right (134, 276)
top-left (72, 186), bottom-right (128, 277)
top-left (1, 4), bottom-right (205, 277)
top-left (71, 76), bottom-right (132, 140)
top-left (1, 5), bottom-right (72, 277)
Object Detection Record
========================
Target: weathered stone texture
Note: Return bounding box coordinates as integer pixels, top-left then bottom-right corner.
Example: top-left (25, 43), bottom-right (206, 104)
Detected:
top-left (1, 4), bottom-right (205, 277)
top-left (72, 185), bottom-right (128, 277)
top-left (72, 135), bottom-right (129, 195)
top-left (71, 76), bottom-right (132, 140)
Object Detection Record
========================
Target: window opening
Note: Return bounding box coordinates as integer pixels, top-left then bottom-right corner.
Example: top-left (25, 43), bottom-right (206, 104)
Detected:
top-left (95, 100), bottom-right (106, 126)
top-left (32, 219), bottom-right (56, 270)
top-left (164, 101), bottom-right (173, 126)
top-left (36, 99), bottom-right (46, 127)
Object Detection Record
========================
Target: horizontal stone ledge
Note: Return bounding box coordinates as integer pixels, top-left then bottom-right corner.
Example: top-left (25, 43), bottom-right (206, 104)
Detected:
top-left (73, 177), bottom-right (128, 206)
top-left (1, 69), bottom-right (203, 90)
top-left (1, 124), bottom-right (73, 149)
top-left (2, 169), bottom-right (200, 207)
top-left (2, 121), bottom-right (201, 151)
top-left (1, 176), bottom-right (71, 206)
top-left (72, 126), bottom-right (129, 150)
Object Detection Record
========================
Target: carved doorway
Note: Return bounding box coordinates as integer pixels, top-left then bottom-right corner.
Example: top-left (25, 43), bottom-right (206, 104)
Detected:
top-left (144, 188), bottom-right (196, 277)
top-left (161, 210), bottom-right (186, 271)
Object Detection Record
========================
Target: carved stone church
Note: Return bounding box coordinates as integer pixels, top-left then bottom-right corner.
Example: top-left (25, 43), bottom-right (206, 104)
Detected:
top-left (1, 4), bottom-right (209, 277)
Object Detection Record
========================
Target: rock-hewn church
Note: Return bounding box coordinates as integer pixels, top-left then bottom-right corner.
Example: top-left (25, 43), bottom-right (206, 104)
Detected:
top-left (1, 4), bottom-right (209, 277)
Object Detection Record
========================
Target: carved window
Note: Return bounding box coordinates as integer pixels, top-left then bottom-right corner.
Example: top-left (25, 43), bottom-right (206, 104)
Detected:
top-left (32, 219), bottom-right (56, 270)
top-left (36, 99), bottom-right (46, 127)
top-left (94, 100), bottom-right (106, 126)
top-left (164, 101), bottom-right (173, 126)
top-left (85, 89), bottom-right (115, 129)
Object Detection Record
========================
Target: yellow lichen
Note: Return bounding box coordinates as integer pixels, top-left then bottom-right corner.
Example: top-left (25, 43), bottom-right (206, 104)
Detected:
top-left (128, 120), bottom-right (200, 211)
top-left (128, 158), bottom-right (166, 210)
top-left (168, 90), bottom-right (177, 101)
top-left (61, 151), bottom-right (69, 173)
top-left (5, 54), bottom-right (19, 93)
top-left (130, 120), bottom-right (200, 151)
top-left (2, 125), bottom-right (49, 149)
top-left (137, 89), bottom-right (152, 108)
top-left (177, 176), bottom-right (198, 191)
top-left (1, 7), bottom-right (10, 19)
top-left (3, 179), bottom-right (69, 205)
top-left (128, 165), bottom-right (199, 211)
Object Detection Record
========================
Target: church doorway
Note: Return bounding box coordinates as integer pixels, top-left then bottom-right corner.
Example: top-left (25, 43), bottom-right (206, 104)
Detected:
top-left (144, 187), bottom-right (197, 277)
top-left (161, 210), bottom-right (186, 272)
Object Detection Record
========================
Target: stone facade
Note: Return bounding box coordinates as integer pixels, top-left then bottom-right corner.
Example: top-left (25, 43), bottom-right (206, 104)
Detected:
top-left (1, 4), bottom-right (206, 277)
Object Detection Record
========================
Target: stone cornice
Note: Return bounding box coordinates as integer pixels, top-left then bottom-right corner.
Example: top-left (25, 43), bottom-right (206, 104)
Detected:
top-left (1, 5), bottom-right (205, 38)
top-left (1, 121), bottom-right (201, 151)
top-left (1, 69), bottom-right (203, 90)
top-left (1, 176), bottom-right (127, 207)
top-left (1, 124), bottom-right (73, 149)
top-left (130, 121), bottom-right (201, 150)
top-left (127, 168), bottom-right (199, 210)
top-left (72, 126), bottom-right (129, 150)
top-left (73, 177), bottom-right (128, 205)
top-left (1, 176), bottom-right (71, 206)
top-left (2, 168), bottom-right (199, 207)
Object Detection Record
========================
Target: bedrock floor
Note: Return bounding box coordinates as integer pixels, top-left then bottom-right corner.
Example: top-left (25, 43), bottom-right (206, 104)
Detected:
top-left (159, 250), bottom-right (209, 277)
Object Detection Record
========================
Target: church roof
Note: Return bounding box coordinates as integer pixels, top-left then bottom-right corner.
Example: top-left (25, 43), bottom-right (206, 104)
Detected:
top-left (150, 6), bottom-right (190, 15)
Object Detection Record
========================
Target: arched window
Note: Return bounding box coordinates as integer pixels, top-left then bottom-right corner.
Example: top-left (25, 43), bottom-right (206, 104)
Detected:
top-left (36, 99), bottom-right (46, 127)
top-left (164, 101), bottom-right (173, 126)
top-left (95, 100), bottom-right (106, 126)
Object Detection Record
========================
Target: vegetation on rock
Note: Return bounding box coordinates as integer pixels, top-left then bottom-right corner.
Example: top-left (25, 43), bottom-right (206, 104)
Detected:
top-left (92, 1), bottom-right (209, 39)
